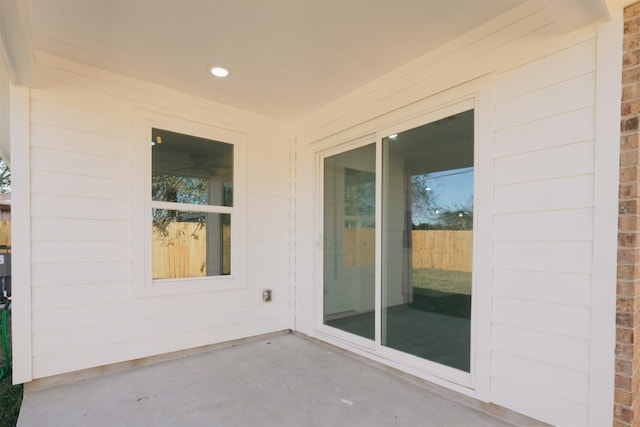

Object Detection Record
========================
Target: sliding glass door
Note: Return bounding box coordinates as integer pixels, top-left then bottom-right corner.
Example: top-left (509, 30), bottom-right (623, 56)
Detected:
top-left (321, 108), bottom-right (475, 377)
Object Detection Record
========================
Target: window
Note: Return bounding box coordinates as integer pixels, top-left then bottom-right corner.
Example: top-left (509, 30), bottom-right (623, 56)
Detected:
top-left (151, 128), bottom-right (233, 280)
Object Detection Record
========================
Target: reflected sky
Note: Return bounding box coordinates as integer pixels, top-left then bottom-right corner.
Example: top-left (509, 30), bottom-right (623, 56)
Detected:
top-left (415, 167), bottom-right (473, 225)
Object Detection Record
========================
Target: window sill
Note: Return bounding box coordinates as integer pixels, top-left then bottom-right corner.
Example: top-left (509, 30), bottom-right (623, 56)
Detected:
top-left (133, 274), bottom-right (245, 298)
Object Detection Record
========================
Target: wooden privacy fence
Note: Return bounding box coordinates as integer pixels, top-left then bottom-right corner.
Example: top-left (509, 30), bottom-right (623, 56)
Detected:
top-left (152, 223), bottom-right (230, 279)
top-left (0, 221), bottom-right (10, 247)
top-left (411, 230), bottom-right (472, 272)
top-left (344, 229), bottom-right (472, 272)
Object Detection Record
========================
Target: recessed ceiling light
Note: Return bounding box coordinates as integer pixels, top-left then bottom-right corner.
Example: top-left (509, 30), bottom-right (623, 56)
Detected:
top-left (210, 66), bottom-right (229, 78)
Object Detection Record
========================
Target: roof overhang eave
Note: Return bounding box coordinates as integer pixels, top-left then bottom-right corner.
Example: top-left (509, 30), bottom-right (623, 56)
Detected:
top-left (0, 0), bottom-right (34, 86)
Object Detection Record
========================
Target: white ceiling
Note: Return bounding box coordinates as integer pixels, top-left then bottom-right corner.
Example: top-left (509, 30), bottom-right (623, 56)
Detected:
top-left (24, 0), bottom-right (526, 122)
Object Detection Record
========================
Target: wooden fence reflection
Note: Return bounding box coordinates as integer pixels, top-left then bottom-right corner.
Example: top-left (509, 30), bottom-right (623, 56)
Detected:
top-left (344, 228), bottom-right (472, 272)
top-left (152, 223), bottom-right (230, 279)
top-left (0, 221), bottom-right (10, 246)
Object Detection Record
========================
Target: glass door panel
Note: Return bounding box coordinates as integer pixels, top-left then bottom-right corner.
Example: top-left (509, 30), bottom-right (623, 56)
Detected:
top-left (381, 110), bottom-right (474, 372)
top-left (323, 144), bottom-right (376, 340)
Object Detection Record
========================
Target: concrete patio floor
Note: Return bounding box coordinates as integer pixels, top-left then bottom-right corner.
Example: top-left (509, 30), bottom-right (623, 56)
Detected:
top-left (17, 333), bottom-right (543, 426)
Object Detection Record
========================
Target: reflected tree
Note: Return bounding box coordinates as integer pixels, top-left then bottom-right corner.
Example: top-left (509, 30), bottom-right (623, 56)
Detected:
top-left (410, 174), bottom-right (438, 224)
top-left (152, 174), bottom-right (207, 235)
top-left (152, 174), bottom-right (207, 204)
top-left (0, 159), bottom-right (10, 194)
top-left (437, 198), bottom-right (474, 230)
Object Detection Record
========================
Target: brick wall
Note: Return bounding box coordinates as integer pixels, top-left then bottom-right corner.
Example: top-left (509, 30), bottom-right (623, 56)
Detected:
top-left (618, 4), bottom-right (640, 426)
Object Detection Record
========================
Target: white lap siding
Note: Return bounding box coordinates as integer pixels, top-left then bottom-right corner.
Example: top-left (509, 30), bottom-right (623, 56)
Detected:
top-left (28, 54), bottom-right (292, 378)
top-left (491, 37), bottom-right (597, 426)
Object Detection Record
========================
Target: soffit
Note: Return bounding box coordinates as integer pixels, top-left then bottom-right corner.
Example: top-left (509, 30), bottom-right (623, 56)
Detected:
top-left (26, 1), bottom-right (525, 122)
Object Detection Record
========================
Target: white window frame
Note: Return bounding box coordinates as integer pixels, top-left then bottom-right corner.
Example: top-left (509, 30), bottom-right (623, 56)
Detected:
top-left (132, 111), bottom-right (247, 297)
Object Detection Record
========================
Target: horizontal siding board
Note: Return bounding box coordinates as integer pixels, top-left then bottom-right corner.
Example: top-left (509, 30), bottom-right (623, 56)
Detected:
top-left (493, 208), bottom-right (593, 242)
top-left (32, 76), bottom-right (134, 117)
top-left (247, 226), bottom-right (291, 243)
top-left (247, 272), bottom-right (291, 289)
top-left (32, 314), bottom-right (290, 378)
top-left (248, 135), bottom-right (290, 153)
top-left (491, 351), bottom-right (589, 405)
top-left (494, 175), bottom-right (593, 214)
top-left (32, 241), bottom-right (132, 264)
top-left (492, 270), bottom-right (591, 306)
top-left (31, 262), bottom-right (132, 286)
top-left (247, 177), bottom-right (290, 198)
top-left (30, 98), bottom-right (128, 139)
top-left (247, 242), bottom-right (290, 258)
top-left (31, 147), bottom-right (132, 180)
top-left (492, 297), bottom-right (590, 339)
top-left (494, 72), bottom-right (595, 130)
top-left (247, 211), bottom-right (290, 228)
top-left (247, 194), bottom-right (290, 214)
top-left (31, 171), bottom-right (131, 201)
top-left (31, 122), bottom-right (129, 159)
top-left (491, 378), bottom-right (588, 426)
top-left (491, 23), bottom-right (595, 77)
top-left (32, 301), bottom-right (289, 354)
top-left (495, 37), bottom-right (596, 103)
top-left (494, 241), bottom-right (592, 273)
top-left (31, 194), bottom-right (131, 221)
top-left (248, 256), bottom-right (290, 275)
top-left (492, 324), bottom-right (590, 372)
top-left (494, 107), bottom-right (595, 158)
top-left (31, 282), bottom-right (131, 310)
top-left (494, 141), bottom-right (594, 186)
top-left (31, 218), bottom-right (132, 242)
top-left (247, 161), bottom-right (290, 182)
top-left (248, 146), bottom-right (290, 170)
top-left (32, 285), bottom-right (290, 334)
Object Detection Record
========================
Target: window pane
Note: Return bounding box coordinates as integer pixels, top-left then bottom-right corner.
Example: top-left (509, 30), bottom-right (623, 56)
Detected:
top-left (382, 110), bottom-right (474, 372)
top-left (344, 168), bottom-right (375, 219)
top-left (152, 128), bottom-right (233, 207)
top-left (323, 144), bottom-right (376, 341)
top-left (152, 209), bottom-right (231, 279)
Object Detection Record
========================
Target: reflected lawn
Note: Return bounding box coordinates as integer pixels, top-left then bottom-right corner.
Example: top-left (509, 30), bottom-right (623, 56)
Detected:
top-left (413, 268), bottom-right (472, 295)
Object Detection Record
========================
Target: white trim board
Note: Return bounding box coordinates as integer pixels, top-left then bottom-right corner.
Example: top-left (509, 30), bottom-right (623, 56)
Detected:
top-left (10, 83), bottom-right (32, 384)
